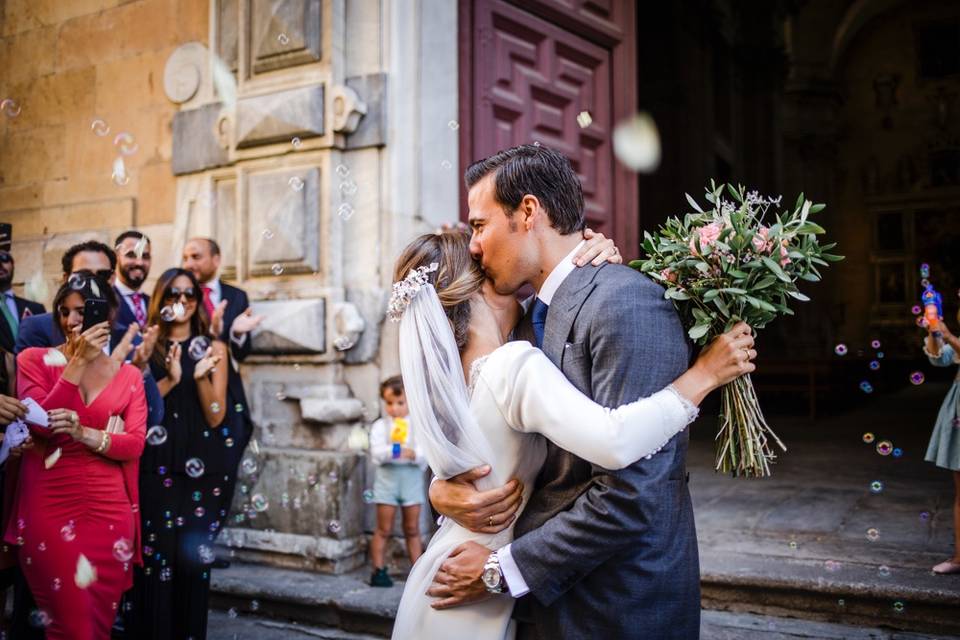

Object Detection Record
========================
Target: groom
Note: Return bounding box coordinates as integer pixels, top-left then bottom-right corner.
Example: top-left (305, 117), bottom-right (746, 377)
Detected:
top-left (427, 144), bottom-right (699, 639)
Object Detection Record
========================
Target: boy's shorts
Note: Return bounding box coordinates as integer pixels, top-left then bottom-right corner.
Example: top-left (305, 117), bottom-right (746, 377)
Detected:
top-left (373, 464), bottom-right (426, 507)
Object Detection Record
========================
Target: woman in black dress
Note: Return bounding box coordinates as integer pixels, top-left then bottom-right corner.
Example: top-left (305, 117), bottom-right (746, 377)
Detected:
top-left (125, 268), bottom-right (238, 639)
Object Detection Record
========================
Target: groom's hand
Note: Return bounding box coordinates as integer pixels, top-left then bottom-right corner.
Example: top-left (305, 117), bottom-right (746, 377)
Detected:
top-left (429, 465), bottom-right (523, 533)
top-left (428, 541), bottom-right (493, 609)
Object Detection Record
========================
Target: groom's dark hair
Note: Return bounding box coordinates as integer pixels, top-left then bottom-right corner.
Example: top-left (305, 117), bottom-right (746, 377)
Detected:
top-left (464, 144), bottom-right (585, 235)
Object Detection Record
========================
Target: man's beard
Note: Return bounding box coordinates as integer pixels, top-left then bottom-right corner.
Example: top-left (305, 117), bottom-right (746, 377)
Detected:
top-left (0, 272), bottom-right (12, 290)
top-left (121, 267), bottom-right (146, 288)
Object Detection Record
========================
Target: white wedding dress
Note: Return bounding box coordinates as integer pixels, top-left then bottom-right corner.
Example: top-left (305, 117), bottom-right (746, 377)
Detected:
top-left (391, 341), bottom-right (696, 639)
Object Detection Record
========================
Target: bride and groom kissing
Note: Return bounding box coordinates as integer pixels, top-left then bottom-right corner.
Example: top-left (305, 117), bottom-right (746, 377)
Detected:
top-left (388, 143), bottom-right (758, 640)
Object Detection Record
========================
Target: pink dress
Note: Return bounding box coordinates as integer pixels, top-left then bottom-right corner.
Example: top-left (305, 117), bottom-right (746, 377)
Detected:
top-left (8, 347), bottom-right (146, 639)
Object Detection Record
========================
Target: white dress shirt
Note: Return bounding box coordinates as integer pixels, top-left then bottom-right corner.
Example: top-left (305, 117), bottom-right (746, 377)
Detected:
top-left (498, 240), bottom-right (584, 598)
top-left (204, 277), bottom-right (247, 348)
top-left (114, 280), bottom-right (146, 322)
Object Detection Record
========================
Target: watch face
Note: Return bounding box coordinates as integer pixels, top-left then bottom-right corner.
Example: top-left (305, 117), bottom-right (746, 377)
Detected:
top-left (482, 566), bottom-right (500, 588)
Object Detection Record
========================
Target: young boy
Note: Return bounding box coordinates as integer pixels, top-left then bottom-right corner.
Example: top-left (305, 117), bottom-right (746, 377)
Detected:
top-left (368, 376), bottom-right (426, 587)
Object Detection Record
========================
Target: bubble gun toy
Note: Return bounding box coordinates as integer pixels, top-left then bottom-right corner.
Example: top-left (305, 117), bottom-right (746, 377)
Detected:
top-left (390, 417), bottom-right (408, 459)
top-left (922, 284), bottom-right (942, 331)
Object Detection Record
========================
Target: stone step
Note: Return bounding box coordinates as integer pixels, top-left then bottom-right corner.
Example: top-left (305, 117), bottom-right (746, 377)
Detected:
top-left (208, 609), bottom-right (384, 640)
top-left (211, 559), bottom-right (960, 638)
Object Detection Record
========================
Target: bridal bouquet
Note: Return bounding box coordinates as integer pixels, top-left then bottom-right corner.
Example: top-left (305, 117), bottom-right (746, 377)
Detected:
top-left (631, 182), bottom-right (843, 477)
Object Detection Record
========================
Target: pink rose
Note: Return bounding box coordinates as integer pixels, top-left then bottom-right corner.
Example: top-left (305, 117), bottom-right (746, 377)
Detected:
top-left (660, 268), bottom-right (677, 283)
top-left (689, 222), bottom-right (723, 255)
top-left (752, 226), bottom-right (772, 254)
top-left (779, 241), bottom-right (791, 267)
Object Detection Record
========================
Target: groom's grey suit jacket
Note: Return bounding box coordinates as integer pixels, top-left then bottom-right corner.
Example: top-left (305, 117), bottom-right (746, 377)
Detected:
top-left (510, 262), bottom-right (699, 640)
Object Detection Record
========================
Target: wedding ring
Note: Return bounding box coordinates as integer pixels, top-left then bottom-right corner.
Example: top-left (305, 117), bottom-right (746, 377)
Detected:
top-left (488, 516), bottom-right (493, 527)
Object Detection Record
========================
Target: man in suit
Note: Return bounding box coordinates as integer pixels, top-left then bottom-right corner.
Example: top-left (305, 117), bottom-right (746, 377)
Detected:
top-left (427, 145), bottom-right (701, 639)
top-left (0, 251), bottom-right (46, 354)
top-left (112, 230), bottom-right (152, 340)
top-left (182, 237), bottom-right (263, 549)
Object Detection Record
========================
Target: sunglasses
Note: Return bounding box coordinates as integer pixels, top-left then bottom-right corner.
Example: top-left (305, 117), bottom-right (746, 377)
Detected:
top-left (0, 252), bottom-right (12, 264)
top-left (164, 287), bottom-right (197, 301)
top-left (72, 269), bottom-right (113, 281)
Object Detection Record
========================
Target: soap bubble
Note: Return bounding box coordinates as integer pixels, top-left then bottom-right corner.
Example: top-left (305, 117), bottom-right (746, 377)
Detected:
top-left (60, 523), bottom-right (76, 542)
top-left (91, 118), bottom-right (110, 136)
top-left (912, 305), bottom-right (922, 315)
top-left (576, 111), bottom-right (593, 128)
top-left (51, 578), bottom-right (61, 591)
top-left (291, 136), bottom-right (301, 148)
top-left (262, 228), bottom-right (274, 240)
top-left (172, 302), bottom-right (185, 319)
top-left (824, 560), bottom-right (841, 573)
top-left (893, 601), bottom-right (904, 613)
top-left (210, 402), bottom-right (220, 414)
top-left (194, 507), bottom-right (205, 518)
top-left (920, 511), bottom-right (930, 521)
top-left (241, 458), bottom-right (258, 475)
top-left (251, 494), bottom-right (269, 512)
top-left (146, 425), bottom-right (168, 445)
top-left (909, 371), bottom-right (925, 385)
top-left (876, 352), bottom-right (884, 359)
top-left (234, 403), bottom-right (244, 413)
top-left (185, 458), bottom-right (205, 478)
top-left (920, 263), bottom-right (930, 278)
top-left (834, 344), bottom-right (847, 356)
top-left (878, 565), bottom-right (891, 577)
top-left (328, 520), bottom-right (341, 534)
top-left (192, 491), bottom-right (202, 502)
top-left (869, 361), bottom-right (880, 370)
top-left (866, 527), bottom-right (880, 541)
top-left (288, 176), bottom-right (304, 191)
top-left (163, 478), bottom-right (173, 488)
top-left (338, 203), bottom-right (355, 221)
top-left (68, 273), bottom-right (86, 290)
top-left (612, 112), bottom-right (661, 173)
top-left (158, 466), bottom-right (167, 475)
top-left (159, 567), bottom-right (172, 582)
top-left (113, 132), bottom-right (138, 156)
top-left (228, 607), bottom-right (238, 619)
top-left (335, 164), bottom-right (350, 178)
top-left (892, 448), bottom-right (903, 458)
top-left (440, 160), bottom-right (452, 170)
top-left (250, 600), bottom-right (259, 611)
top-left (188, 336), bottom-right (211, 360)
top-left (876, 441), bottom-right (893, 456)
top-left (225, 437), bottom-right (234, 448)
top-left (212, 487), bottom-right (222, 496)
top-left (271, 264), bottom-right (284, 276)
top-left (160, 306), bottom-right (176, 322)
top-left (2, 98), bottom-right (22, 118)
top-left (339, 179), bottom-right (358, 196)
top-left (28, 609), bottom-right (50, 628)
top-left (112, 538), bottom-right (133, 562)
top-left (198, 544), bottom-right (215, 564)
top-left (788, 540), bottom-right (798, 550)
top-left (112, 157), bottom-right (130, 186)
top-left (859, 381), bottom-right (873, 394)
top-left (870, 339), bottom-right (881, 349)
top-left (870, 481), bottom-right (883, 493)
top-left (447, 120), bottom-right (459, 130)
top-left (277, 33), bottom-right (289, 45)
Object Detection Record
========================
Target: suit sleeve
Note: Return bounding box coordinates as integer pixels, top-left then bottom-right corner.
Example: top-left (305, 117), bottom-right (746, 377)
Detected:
top-left (227, 289), bottom-right (253, 363)
top-left (15, 315), bottom-right (51, 355)
top-left (508, 275), bottom-right (691, 606)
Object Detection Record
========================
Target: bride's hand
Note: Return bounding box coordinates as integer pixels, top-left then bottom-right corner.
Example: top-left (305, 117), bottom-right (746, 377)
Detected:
top-left (428, 466), bottom-right (524, 534)
top-left (672, 322), bottom-right (756, 406)
top-left (574, 228), bottom-right (622, 267)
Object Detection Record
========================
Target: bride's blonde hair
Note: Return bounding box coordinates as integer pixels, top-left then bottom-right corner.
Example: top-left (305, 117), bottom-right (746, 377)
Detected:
top-left (393, 229), bottom-right (484, 350)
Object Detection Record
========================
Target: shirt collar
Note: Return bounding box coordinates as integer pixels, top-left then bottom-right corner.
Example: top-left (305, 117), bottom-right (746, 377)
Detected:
top-left (204, 278), bottom-right (221, 296)
top-left (114, 280), bottom-right (140, 297)
top-left (537, 241), bottom-right (584, 306)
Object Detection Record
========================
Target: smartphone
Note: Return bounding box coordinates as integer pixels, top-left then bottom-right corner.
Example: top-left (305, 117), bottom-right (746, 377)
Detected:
top-left (81, 299), bottom-right (110, 332)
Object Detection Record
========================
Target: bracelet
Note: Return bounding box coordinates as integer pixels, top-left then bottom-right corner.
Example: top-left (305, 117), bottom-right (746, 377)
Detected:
top-left (94, 430), bottom-right (110, 454)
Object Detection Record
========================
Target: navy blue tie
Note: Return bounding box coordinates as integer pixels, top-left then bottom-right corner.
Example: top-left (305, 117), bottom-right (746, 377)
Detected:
top-left (531, 298), bottom-right (549, 349)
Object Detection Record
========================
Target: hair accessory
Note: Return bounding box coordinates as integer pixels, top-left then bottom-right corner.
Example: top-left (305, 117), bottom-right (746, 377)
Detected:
top-left (388, 262), bottom-right (439, 322)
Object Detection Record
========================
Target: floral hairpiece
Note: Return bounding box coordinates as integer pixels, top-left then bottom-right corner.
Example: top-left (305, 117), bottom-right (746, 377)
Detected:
top-left (388, 262), bottom-right (440, 322)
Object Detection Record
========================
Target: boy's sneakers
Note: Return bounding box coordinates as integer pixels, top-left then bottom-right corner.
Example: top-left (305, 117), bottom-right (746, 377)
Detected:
top-left (370, 567), bottom-right (394, 588)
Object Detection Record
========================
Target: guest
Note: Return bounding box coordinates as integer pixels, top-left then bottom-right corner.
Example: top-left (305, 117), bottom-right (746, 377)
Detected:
top-left (182, 238), bottom-right (262, 542)
top-left (15, 240), bottom-right (116, 353)
top-left (0, 250), bottom-right (45, 354)
top-left (9, 274), bottom-right (146, 639)
top-left (368, 376), bottom-right (426, 587)
top-left (112, 230), bottom-right (153, 342)
top-left (124, 268), bottom-right (230, 640)
top-left (924, 315), bottom-right (960, 574)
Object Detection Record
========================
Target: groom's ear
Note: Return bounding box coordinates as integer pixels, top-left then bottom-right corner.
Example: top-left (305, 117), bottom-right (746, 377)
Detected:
top-left (518, 194), bottom-right (542, 231)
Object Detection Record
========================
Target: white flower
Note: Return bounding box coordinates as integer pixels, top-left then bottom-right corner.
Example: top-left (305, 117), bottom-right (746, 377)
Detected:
top-left (387, 262), bottom-right (440, 321)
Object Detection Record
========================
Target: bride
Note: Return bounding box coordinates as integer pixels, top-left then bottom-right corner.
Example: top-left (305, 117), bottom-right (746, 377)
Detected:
top-left (390, 229), bottom-right (755, 639)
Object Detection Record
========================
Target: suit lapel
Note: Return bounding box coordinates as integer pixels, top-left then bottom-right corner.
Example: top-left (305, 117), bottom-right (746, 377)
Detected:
top-left (541, 265), bottom-right (599, 365)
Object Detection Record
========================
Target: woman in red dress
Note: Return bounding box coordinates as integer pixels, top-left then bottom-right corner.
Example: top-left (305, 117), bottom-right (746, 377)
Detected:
top-left (7, 274), bottom-right (146, 639)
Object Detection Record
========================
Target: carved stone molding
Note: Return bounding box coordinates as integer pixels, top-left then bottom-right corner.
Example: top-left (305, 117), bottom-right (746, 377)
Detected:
top-left (235, 84), bottom-right (324, 148)
top-left (171, 104), bottom-right (231, 175)
top-left (163, 42), bottom-right (207, 104)
top-left (249, 0), bottom-right (322, 75)
top-left (246, 166), bottom-right (319, 276)
top-left (249, 298), bottom-right (326, 353)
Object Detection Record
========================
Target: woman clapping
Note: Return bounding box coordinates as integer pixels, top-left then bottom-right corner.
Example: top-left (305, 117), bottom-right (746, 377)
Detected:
top-left (125, 268), bottom-right (229, 640)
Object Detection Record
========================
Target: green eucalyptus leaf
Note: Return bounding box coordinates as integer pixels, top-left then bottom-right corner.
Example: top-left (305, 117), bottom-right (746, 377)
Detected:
top-left (787, 290), bottom-right (811, 302)
top-left (761, 256), bottom-right (792, 283)
top-left (809, 203), bottom-right (826, 213)
top-left (685, 193), bottom-right (704, 213)
top-left (688, 323), bottom-right (710, 340)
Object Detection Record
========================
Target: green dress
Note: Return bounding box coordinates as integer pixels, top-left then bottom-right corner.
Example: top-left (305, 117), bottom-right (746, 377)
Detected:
top-left (925, 342), bottom-right (960, 471)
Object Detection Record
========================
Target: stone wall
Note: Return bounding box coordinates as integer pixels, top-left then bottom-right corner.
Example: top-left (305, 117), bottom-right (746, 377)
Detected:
top-left (0, 0), bottom-right (461, 574)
